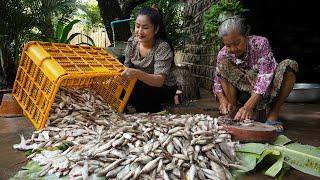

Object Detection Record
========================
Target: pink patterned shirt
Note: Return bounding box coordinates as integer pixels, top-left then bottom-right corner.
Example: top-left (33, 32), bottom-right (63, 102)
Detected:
top-left (213, 35), bottom-right (277, 95)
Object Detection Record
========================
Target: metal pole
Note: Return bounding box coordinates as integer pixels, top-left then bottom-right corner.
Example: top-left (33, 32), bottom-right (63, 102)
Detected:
top-left (110, 18), bottom-right (134, 48)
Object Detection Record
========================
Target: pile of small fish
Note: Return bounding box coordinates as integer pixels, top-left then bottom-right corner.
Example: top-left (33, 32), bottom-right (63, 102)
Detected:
top-left (13, 88), bottom-right (244, 179)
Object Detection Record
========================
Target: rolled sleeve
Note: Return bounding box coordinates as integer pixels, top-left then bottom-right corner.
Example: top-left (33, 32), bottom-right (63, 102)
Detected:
top-left (213, 75), bottom-right (223, 94)
top-left (154, 42), bottom-right (173, 75)
top-left (253, 38), bottom-right (277, 95)
top-left (212, 51), bottom-right (224, 95)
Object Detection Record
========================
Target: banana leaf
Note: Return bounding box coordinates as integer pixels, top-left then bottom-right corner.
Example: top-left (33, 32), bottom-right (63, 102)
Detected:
top-left (264, 155), bottom-right (284, 177)
top-left (237, 135), bottom-right (320, 178)
top-left (10, 161), bottom-right (67, 180)
top-left (272, 135), bottom-right (292, 146)
top-left (11, 160), bottom-right (105, 180)
top-left (236, 152), bottom-right (260, 172)
top-left (237, 143), bottom-right (267, 155)
top-left (257, 149), bottom-right (281, 164)
top-left (275, 163), bottom-right (290, 180)
top-left (272, 143), bottom-right (320, 177)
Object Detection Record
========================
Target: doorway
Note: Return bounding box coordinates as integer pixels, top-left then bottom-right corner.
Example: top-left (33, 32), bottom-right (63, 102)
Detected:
top-left (241, 0), bottom-right (320, 83)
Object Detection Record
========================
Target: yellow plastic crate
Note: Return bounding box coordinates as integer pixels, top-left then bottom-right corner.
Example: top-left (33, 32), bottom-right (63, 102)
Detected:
top-left (12, 41), bottom-right (136, 129)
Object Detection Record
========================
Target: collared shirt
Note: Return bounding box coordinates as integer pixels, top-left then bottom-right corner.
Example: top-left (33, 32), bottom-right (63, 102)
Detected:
top-left (124, 37), bottom-right (176, 86)
top-left (213, 35), bottom-right (277, 95)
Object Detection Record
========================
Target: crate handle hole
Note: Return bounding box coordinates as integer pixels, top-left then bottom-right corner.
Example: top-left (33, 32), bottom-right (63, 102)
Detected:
top-left (119, 89), bottom-right (126, 100)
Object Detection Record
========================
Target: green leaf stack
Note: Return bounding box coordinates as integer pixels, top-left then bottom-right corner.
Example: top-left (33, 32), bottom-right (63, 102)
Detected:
top-left (236, 135), bottom-right (320, 179)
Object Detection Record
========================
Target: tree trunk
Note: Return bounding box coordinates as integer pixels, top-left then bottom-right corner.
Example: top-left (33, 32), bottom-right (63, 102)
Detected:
top-left (97, 0), bottom-right (131, 44)
top-left (172, 66), bottom-right (200, 101)
top-left (122, 0), bottom-right (149, 17)
top-left (96, 0), bottom-right (149, 44)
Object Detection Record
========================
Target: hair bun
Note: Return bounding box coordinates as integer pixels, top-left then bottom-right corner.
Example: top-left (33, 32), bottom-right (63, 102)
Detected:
top-left (218, 11), bottom-right (239, 23)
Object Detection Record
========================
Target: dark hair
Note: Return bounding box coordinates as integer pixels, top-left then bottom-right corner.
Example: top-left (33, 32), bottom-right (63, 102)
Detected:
top-left (137, 8), bottom-right (169, 44)
top-left (137, 7), bottom-right (175, 67)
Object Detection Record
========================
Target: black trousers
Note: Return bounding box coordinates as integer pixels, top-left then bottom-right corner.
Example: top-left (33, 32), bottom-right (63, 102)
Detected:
top-left (128, 80), bottom-right (177, 113)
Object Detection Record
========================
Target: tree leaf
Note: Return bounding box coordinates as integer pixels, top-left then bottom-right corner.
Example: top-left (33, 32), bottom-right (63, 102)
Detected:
top-left (237, 143), bottom-right (267, 155)
top-left (60, 19), bottom-right (81, 43)
top-left (272, 143), bottom-right (320, 177)
top-left (264, 155), bottom-right (284, 177)
top-left (273, 135), bottom-right (292, 146)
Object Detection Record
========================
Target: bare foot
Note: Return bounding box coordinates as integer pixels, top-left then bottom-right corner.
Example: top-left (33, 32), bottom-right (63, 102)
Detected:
top-left (267, 111), bottom-right (279, 121)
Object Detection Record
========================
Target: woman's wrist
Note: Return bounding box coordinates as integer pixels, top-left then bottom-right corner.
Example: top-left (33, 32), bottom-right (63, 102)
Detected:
top-left (217, 93), bottom-right (228, 103)
top-left (244, 93), bottom-right (262, 109)
top-left (134, 69), bottom-right (143, 79)
top-left (243, 102), bottom-right (254, 109)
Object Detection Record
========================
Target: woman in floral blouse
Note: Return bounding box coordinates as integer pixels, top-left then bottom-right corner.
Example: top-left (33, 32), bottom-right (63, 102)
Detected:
top-left (213, 15), bottom-right (298, 132)
top-left (121, 7), bottom-right (177, 113)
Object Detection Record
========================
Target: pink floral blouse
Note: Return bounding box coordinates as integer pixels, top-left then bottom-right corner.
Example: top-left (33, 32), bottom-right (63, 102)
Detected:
top-left (213, 35), bottom-right (277, 95)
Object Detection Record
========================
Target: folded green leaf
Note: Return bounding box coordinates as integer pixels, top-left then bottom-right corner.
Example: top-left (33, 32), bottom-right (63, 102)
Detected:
top-left (273, 135), bottom-right (292, 146)
top-left (264, 155), bottom-right (284, 177)
top-left (21, 160), bottom-right (42, 171)
top-left (275, 163), bottom-right (291, 180)
top-left (257, 149), bottom-right (281, 164)
top-left (272, 143), bottom-right (320, 177)
top-left (11, 160), bottom-right (106, 180)
top-left (11, 161), bottom-right (67, 180)
top-left (236, 136), bottom-right (320, 178)
top-left (236, 152), bottom-right (260, 172)
top-left (238, 143), bottom-right (267, 155)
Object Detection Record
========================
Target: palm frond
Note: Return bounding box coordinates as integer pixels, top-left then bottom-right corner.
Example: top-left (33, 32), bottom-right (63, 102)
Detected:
top-left (0, 47), bottom-right (6, 78)
top-left (66, 32), bottom-right (95, 46)
top-left (54, 20), bottom-right (65, 41)
top-left (59, 19), bottom-right (81, 43)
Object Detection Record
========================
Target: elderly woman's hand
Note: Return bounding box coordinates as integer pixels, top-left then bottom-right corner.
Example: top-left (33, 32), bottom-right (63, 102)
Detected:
top-left (219, 100), bottom-right (232, 115)
top-left (120, 68), bottom-right (141, 80)
top-left (234, 106), bottom-right (253, 121)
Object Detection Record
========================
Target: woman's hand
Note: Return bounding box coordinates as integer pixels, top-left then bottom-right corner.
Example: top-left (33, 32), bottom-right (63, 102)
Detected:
top-left (120, 68), bottom-right (141, 80)
top-left (234, 106), bottom-right (253, 121)
top-left (233, 92), bottom-right (261, 121)
top-left (219, 99), bottom-right (232, 115)
top-left (120, 68), bottom-right (165, 87)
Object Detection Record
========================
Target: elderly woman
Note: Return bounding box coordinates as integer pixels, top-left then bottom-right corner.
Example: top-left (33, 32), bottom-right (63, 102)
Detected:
top-left (120, 8), bottom-right (177, 113)
top-left (213, 16), bottom-right (298, 133)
